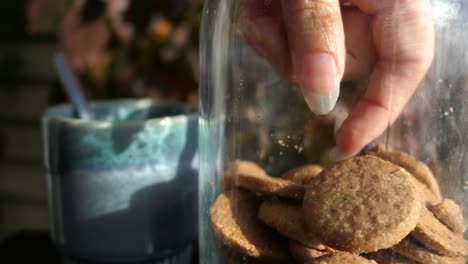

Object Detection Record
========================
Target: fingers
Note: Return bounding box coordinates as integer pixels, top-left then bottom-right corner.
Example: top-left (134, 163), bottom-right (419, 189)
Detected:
top-left (341, 8), bottom-right (376, 81)
top-left (280, 0), bottom-right (345, 115)
top-left (335, 0), bottom-right (434, 156)
top-left (242, 0), bottom-right (293, 78)
top-left (243, 1), bottom-right (375, 84)
top-left (242, 0), bottom-right (433, 158)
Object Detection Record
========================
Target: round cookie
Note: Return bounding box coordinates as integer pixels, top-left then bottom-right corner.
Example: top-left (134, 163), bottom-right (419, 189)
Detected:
top-left (412, 206), bottom-right (468, 257)
top-left (289, 240), bottom-right (330, 263)
top-left (209, 190), bottom-right (291, 262)
top-left (393, 238), bottom-right (466, 264)
top-left (226, 160), bottom-right (266, 177)
top-left (430, 199), bottom-right (465, 234)
top-left (281, 165), bottom-right (323, 184)
top-left (303, 155), bottom-right (422, 253)
top-left (227, 167), bottom-right (305, 200)
top-left (223, 160), bottom-right (266, 190)
top-left (223, 160), bottom-right (305, 199)
top-left (405, 173), bottom-right (441, 206)
top-left (258, 200), bottom-right (333, 251)
top-left (370, 146), bottom-right (442, 202)
top-left (305, 252), bottom-right (376, 264)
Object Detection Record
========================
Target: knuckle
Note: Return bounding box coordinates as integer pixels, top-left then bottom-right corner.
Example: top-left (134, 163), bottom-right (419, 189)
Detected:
top-left (284, 0), bottom-right (339, 22)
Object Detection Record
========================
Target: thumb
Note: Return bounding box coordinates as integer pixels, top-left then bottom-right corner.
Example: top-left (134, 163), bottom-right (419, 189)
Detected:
top-left (281, 0), bottom-right (345, 115)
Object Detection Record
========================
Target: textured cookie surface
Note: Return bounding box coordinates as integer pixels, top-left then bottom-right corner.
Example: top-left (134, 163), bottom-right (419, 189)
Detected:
top-left (223, 160), bottom-right (266, 190)
top-left (412, 206), bottom-right (468, 257)
top-left (370, 147), bottom-right (442, 202)
top-left (289, 240), bottom-right (330, 263)
top-left (366, 250), bottom-right (416, 264)
top-left (393, 238), bottom-right (466, 264)
top-left (303, 155), bottom-right (422, 253)
top-left (405, 173), bottom-right (441, 206)
top-left (258, 200), bottom-right (332, 250)
top-left (305, 252), bottom-right (376, 264)
top-left (209, 190), bottom-right (290, 262)
top-left (281, 165), bottom-right (323, 184)
top-left (225, 161), bottom-right (305, 200)
top-left (236, 173), bottom-right (305, 200)
top-left (430, 199), bottom-right (465, 234)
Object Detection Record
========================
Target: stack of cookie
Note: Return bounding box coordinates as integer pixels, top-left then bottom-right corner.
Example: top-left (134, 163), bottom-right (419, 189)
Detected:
top-left (209, 146), bottom-right (468, 263)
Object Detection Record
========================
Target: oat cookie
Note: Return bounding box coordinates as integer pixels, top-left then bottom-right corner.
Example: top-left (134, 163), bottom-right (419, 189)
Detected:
top-left (281, 165), bottom-right (323, 184)
top-left (209, 190), bottom-right (291, 262)
top-left (405, 173), bottom-right (441, 206)
top-left (412, 206), bottom-right (468, 257)
top-left (258, 200), bottom-right (332, 251)
top-left (303, 155), bottom-right (422, 253)
top-left (366, 250), bottom-right (416, 264)
top-left (226, 164), bottom-right (305, 200)
top-left (223, 160), bottom-right (267, 190)
top-left (370, 145), bottom-right (442, 202)
top-left (305, 252), bottom-right (376, 264)
top-left (430, 199), bottom-right (465, 234)
top-left (393, 238), bottom-right (466, 264)
top-left (289, 240), bottom-right (330, 263)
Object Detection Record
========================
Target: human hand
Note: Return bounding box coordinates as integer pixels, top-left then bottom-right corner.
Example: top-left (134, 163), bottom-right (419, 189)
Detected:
top-left (243, 0), bottom-right (434, 158)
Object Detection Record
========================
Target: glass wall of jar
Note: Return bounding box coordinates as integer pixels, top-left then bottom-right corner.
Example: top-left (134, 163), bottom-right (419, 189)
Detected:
top-left (199, 0), bottom-right (468, 263)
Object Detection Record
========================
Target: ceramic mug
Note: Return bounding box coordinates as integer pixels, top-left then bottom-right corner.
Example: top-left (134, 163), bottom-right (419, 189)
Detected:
top-left (42, 99), bottom-right (198, 263)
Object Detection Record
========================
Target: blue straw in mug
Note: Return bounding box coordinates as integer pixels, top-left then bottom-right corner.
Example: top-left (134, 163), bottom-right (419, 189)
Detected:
top-left (53, 52), bottom-right (94, 120)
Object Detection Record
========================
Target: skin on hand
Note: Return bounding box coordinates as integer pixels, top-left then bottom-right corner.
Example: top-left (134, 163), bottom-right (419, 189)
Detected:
top-left (243, 0), bottom-right (434, 158)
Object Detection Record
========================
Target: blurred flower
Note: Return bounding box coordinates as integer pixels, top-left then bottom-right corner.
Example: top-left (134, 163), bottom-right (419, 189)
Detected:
top-left (59, 8), bottom-right (110, 72)
top-left (105, 0), bottom-right (128, 14)
top-left (160, 23), bottom-right (190, 63)
top-left (169, 23), bottom-right (190, 47)
top-left (105, 0), bottom-right (133, 44)
top-left (89, 53), bottom-right (111, 88)
top-left (150, 16), bottom-right (173, 41)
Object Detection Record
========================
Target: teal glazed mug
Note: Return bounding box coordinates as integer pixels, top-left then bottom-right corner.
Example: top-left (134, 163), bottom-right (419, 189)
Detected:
top-left (42, 99), bottom-right (198, 264)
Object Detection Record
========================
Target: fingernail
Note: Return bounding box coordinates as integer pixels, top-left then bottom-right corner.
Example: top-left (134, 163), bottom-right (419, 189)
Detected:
top-left (303, 90), bottom-right (339, 115)
top-left (330, 146), bottom-right (354, 162)
top-left (300, 53), bottom-right (339, 115)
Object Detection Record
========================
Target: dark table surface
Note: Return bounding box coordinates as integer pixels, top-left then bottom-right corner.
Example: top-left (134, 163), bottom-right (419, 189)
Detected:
top-left (0, 230), bottom-right (198, 264)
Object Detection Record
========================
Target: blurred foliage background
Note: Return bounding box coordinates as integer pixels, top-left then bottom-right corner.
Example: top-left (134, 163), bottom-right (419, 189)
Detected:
top-left (2, 0), bottom-right (203, 105)
top-left (0, 0), bottom-right (203, 257)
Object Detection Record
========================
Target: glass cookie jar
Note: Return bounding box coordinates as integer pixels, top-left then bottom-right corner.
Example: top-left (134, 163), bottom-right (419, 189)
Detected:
top-left (199, 0), bottom-right (468, 263)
